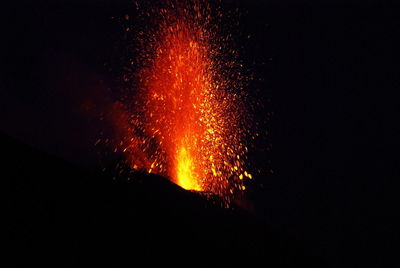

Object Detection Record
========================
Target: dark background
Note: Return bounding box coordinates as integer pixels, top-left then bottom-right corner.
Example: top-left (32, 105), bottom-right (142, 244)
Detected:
top-left (1, 0), bottom-right (398, 267)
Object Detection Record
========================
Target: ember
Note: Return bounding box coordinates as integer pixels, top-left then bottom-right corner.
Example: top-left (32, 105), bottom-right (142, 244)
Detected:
top-left (110, 0), bottom-right (254, 203)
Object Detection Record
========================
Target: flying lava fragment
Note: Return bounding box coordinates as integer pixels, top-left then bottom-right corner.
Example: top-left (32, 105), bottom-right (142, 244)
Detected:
top-left (108, 0), bottom-right (254, 203)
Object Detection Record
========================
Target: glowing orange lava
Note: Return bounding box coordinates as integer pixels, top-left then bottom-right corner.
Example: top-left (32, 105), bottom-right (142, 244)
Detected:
top-left (111, 0), bottom-right (253, 201)
top-left (176, 145), bottom-right (201, 191)
top-left (143, 27), bottom-right (215, 192)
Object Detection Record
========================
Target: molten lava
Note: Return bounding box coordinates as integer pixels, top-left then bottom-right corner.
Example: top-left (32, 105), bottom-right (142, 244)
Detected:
top-left (176, 146), bottom-right (200, 191)
top-left (109, 0), bottom-right (254, 201)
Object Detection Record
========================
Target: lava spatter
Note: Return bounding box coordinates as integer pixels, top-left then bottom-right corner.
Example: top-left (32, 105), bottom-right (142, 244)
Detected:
top-left (110, 0), bottom-right (254, 203)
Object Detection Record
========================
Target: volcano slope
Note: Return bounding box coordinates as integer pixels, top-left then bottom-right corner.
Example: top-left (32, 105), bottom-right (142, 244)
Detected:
top-left (2, 132), bottom-right (318, 267)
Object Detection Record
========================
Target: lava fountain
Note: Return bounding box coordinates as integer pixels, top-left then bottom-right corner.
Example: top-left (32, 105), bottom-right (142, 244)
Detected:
top-left (110, 0), bottom-right (254, 202)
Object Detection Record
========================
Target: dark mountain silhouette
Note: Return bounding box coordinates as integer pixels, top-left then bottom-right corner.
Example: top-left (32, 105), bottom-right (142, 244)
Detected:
top-left (2, 132), bottom-right (320, 267)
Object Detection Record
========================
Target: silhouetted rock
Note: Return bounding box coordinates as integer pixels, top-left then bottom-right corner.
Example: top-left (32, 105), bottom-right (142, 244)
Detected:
top-left (2, 132), bottom-right (318, 267)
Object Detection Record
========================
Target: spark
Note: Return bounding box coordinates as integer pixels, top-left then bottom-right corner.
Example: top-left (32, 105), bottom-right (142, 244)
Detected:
top-left (110, 0), bottom-right (254, 203)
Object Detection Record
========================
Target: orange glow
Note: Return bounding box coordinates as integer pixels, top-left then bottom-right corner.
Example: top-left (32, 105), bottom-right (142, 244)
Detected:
top-left (176, 145), bottom-right (201, 191)
top-left (143, 27), bottom-right (213, 191)
top-left (109, 0), bottom-right (254, 202)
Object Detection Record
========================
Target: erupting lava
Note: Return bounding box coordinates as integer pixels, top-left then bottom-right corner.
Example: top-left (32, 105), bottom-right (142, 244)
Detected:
top-left (109, 0), bottom-right (254, 201)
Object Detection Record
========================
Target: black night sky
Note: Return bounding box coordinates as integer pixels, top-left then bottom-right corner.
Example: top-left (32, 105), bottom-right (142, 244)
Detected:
top-left (1, 0), bottom-right (398, 267)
